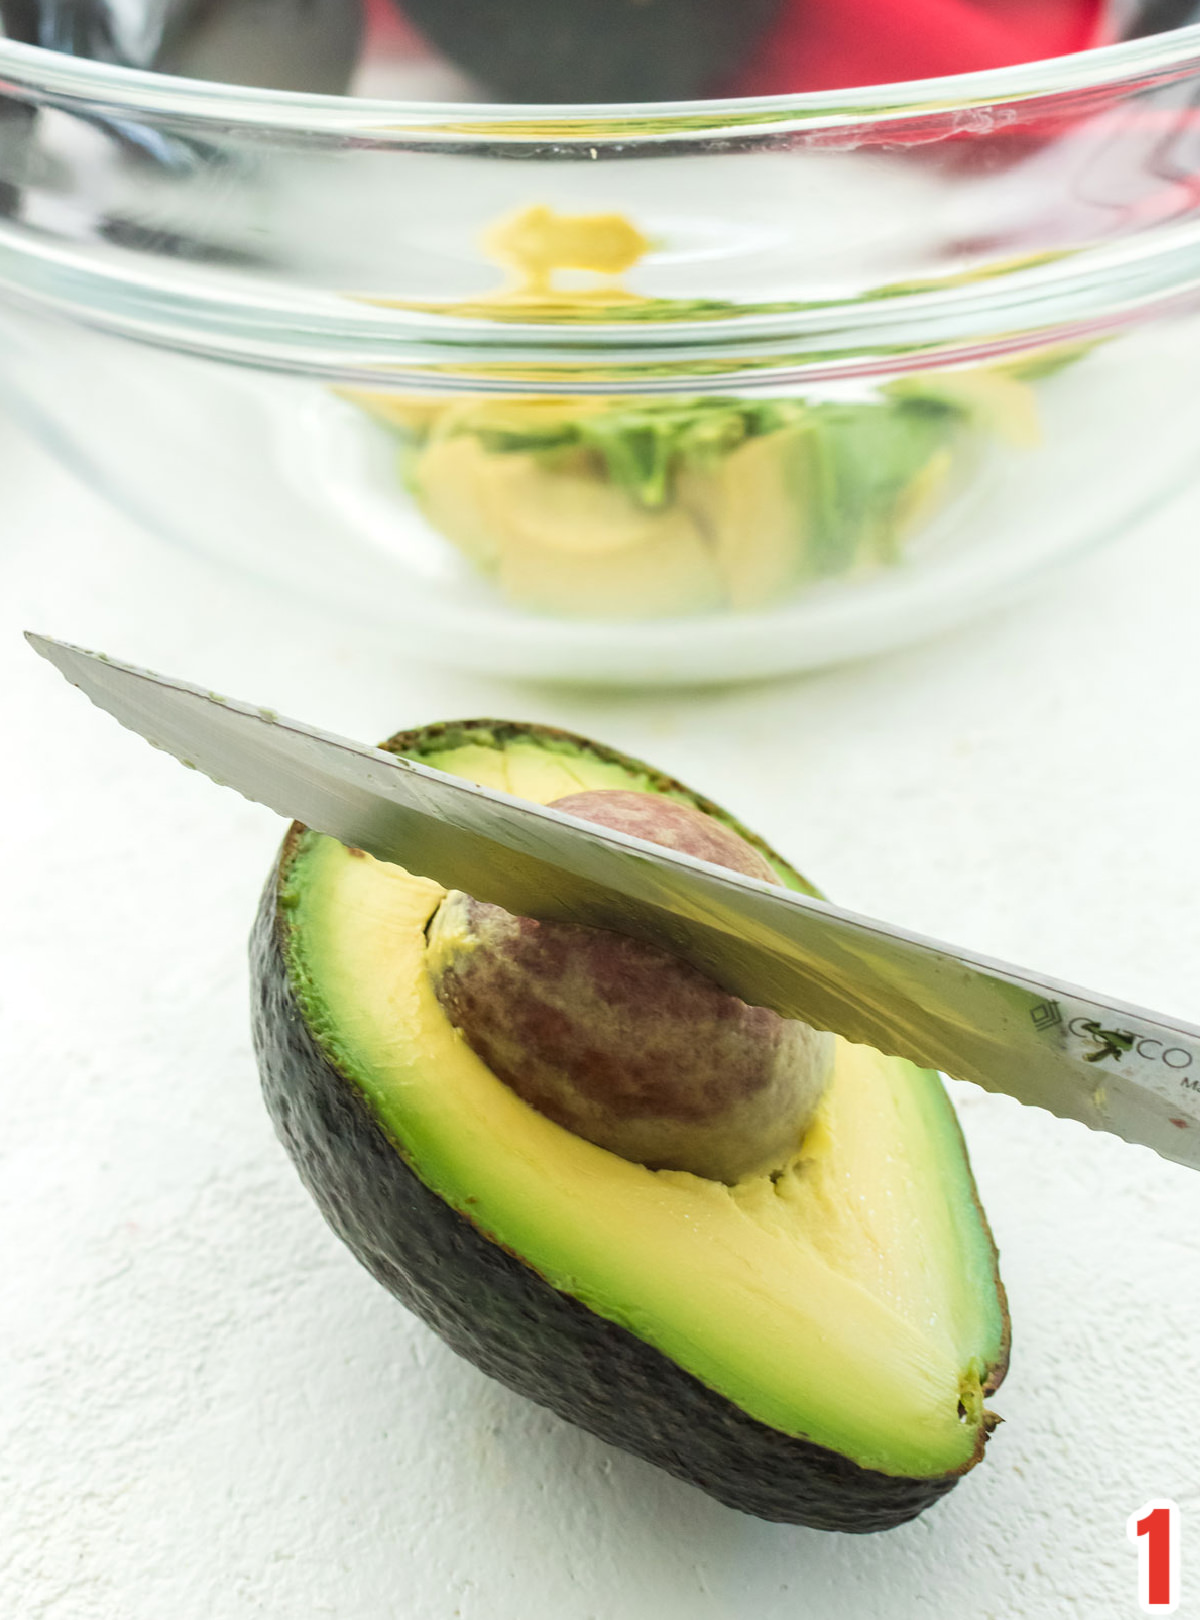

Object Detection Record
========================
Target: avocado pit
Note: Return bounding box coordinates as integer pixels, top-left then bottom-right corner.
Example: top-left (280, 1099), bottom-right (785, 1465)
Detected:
top-left (425, 789), bottom-right (834, 1183)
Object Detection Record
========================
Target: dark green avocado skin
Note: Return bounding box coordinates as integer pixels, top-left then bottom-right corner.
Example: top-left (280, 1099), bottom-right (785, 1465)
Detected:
top-left (250, 854), bottom-right (963, 1533)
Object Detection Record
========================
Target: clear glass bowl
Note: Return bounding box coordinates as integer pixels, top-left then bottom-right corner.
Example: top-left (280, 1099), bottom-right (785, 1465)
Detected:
top-left (1, 22), bottom-right (1199, 683)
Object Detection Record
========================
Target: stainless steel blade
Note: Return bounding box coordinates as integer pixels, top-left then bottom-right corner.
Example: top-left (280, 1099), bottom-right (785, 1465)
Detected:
top-left (28, 631), bottom-right (1200, 1172)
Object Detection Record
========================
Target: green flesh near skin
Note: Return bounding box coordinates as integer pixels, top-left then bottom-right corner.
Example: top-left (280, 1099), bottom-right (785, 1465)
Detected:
top-left (277, 725), bottom-right (1006, 1482)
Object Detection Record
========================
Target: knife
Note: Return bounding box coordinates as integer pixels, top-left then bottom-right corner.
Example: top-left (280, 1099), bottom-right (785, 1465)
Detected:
top-left (27, 631), bottom-right (1200, 1173)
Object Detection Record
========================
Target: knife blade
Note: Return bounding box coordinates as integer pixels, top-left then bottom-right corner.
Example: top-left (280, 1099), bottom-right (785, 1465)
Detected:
top-left (27, 631), bottom-right (1200, 1172)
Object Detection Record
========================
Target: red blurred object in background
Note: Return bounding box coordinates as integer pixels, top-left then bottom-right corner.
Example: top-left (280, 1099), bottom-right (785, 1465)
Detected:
top-left (368, 0), bottom-right (1114, 98)
top-left (727, 0), bottom-right (1112, 97)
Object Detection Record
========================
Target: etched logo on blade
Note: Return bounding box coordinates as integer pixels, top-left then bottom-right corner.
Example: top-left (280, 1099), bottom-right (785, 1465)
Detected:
top-left (1029, 999), bottom-right (1063, 1032)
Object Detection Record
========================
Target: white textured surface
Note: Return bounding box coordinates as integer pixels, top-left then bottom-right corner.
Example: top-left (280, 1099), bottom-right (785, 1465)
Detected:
top-left (3, 414), bottom-right (1199, 1619)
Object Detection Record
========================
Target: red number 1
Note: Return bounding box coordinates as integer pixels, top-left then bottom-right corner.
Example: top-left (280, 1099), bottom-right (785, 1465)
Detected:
top-left (1128, 1500), bottom-right (1180, 1613)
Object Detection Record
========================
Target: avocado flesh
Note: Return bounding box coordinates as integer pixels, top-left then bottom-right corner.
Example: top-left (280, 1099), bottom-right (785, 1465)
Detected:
top-left (259, 722), bottom-right (1006, 1515)
top-left (369, 387), bottom-right (1008, 618)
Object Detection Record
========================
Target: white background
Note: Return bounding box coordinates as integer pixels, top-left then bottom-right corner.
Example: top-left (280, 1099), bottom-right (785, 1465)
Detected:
top-left (3, 409), bottom-right (1198, 1618)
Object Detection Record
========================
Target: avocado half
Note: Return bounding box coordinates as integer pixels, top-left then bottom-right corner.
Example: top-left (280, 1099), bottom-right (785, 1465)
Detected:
top-left (250, 720), bottom-right (1008, 1532)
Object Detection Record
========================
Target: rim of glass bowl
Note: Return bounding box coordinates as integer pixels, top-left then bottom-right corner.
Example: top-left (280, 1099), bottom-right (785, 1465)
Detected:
top-left (0, 26), bottom-right (1198, 138)
top-left (1, 27), bottom-right (1200, 387)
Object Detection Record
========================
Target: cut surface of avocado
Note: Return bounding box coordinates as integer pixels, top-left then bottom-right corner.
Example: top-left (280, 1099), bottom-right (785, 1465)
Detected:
top-left (679, 423), bottom-right (818, 610)
top-left (352, 381), bottom-right (1036, 618)
top-left (274, 726), bottom-right (1007, 1485)
top-left (416, 438), bottom-right (724, 617)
